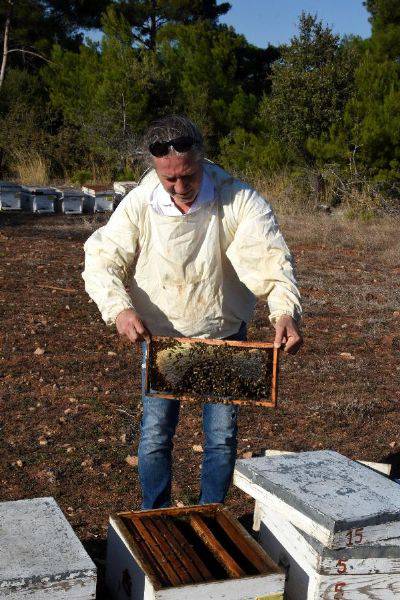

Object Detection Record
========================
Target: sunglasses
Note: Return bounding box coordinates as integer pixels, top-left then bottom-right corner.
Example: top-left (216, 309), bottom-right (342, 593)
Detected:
top-left (148, 136), bottom-right (195, 157)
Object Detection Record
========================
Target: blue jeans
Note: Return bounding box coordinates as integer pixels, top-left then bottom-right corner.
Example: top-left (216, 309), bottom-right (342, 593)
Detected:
top-left (138, 323), bottom-right (246, 509)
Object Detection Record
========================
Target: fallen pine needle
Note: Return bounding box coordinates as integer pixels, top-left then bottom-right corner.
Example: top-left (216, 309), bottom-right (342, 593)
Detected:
top-left (38, 284), bottom-right (77, 293)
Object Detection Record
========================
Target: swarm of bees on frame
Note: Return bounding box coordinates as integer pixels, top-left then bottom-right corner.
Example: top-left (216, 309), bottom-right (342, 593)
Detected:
top-left (149, 339), bottom-right (273, 403)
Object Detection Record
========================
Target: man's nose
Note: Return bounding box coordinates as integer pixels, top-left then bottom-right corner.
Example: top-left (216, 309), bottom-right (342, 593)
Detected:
top-left (174, 179), bottom-right (189, 194)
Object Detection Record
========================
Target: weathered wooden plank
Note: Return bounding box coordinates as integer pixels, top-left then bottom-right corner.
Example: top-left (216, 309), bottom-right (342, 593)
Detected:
top-left (117, 516), bottom-right (167, 589)
top-left (309, 572), bottom-right (400, 599)
top-left (154, 573), bottom-right (285, 600)
top-left (0, 497), bottom-right (96, 600)
top-left (259, 515), bottom-right (400, 599)
top-left (152, 335), bottom-right (275, 349)
top-left (257, 503), bottom-right (400, 576)
top-left (130, 516), bottom-right (182, 586)
top-left (189, 515), bottom-right (245, 579)
top-left (162, 518), bottom-right (213, 581)
top-left (215, 510), bottom-right (275, 574)
top-left (151, 517), bottom-right (205, 584)
top-left (144, 517), bottom-right (194, 585)
top-left (263, 450), bottom-right (392, 477)
top-left (119, 504), bottom-right (219, 520)
top-left (234, 451), bottom-right (400, 548)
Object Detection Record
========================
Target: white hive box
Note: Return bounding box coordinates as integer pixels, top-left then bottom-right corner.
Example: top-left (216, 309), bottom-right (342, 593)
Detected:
top-left (257, 503), bottom-right (400, 599)
top-left (0, 496), bottom-right (96, 599)
top-left (234, 450), bottom-right (400, 549)
top-left (21, 186), bottom-right (59, 213)
top-left (113, 181), bottom-right (137, 211)
top-left (113, 181), bottom-right (137, 196)
top-left (106, 504), bottom-right (285, 600)
top-left (0, 182), bottom-right (22, 211)
top-left (55, 187), bottom-right (84, 214)
top-left (82, 185), bottom-right (114, 213)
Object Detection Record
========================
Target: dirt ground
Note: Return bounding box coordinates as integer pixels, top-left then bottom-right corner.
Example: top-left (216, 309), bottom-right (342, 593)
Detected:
top-left (1, 211), bottom-right (399, 596)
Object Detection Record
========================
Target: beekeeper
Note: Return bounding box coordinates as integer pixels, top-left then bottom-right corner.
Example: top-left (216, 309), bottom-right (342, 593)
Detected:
top-left (83, 115), bottom-right (302, 509)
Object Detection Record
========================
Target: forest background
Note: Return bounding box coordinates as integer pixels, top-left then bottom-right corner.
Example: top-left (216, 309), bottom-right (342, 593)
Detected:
top-left (1, 0), bottom-right (399, 216)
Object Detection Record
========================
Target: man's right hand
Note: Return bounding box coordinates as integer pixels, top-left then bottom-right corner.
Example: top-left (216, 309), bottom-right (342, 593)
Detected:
top-left (115, 309), bottom-right (150, 343)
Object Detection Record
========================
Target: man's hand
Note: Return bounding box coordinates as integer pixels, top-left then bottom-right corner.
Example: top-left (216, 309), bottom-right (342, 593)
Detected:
top-left (274, 315), bottom-right (303, 354)
top-left (115, 309), bottom-right (150, 344)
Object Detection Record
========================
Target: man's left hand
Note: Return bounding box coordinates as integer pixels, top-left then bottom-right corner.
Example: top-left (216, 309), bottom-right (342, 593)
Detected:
top-left (274, 315), bottom-right (303, 354)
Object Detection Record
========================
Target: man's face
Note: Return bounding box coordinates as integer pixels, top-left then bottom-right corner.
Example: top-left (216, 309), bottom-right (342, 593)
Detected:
top-left (153, 153), bottom-right (203, 204)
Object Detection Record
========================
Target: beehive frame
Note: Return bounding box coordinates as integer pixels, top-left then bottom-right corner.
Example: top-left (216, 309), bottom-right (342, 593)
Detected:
top-left (144, 336), bottom-right (279, 408)
top-left (109, 504), bottom-right (283, 592)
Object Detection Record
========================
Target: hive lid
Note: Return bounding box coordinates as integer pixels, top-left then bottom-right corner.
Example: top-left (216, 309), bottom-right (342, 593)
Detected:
top-left (55, 187), bottom-right (84, 197)
top-left (0, 497), bottom-right (96, 590)
top-left (0, 181), bottom-right (21, 191)
top-left (21, 186), bottom-right (58, 194)
top-left (113, 181), bottom-right (137, 194)
top-left (235, 450), bottom-right (400, 534)
top-left (82, 184), bottom-right (113, 196)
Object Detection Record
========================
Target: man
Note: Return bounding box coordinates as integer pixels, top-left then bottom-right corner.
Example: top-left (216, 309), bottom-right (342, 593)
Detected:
top-left (83, 115), bottom-right (302, 509)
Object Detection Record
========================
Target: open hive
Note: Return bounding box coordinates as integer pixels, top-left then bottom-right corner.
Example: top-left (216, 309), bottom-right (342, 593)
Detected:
top-left (106, 504), bottom-right (285, 600)
top-left (144, 336), bottom-right (279, 408)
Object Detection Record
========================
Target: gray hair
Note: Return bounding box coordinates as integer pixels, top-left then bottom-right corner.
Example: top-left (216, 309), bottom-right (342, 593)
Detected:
top-left (142, 115), bottom-right (205, 164)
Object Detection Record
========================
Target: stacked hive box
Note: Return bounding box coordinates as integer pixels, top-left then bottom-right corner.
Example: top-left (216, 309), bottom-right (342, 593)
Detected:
top-left (113, 180), bottom-right (137, 210)
top-left (82, 184), bottom-right (114, 213)
top-left (0, 182), bottom-right (22, 211)
top-left (55, 187), bottom-right (85, 214)
top-left (234, 450), bottom-right (400, 599)
top-left (21, 186), bottom-right (60, 213)
top-left (106, 504), bottom-right (285, 600)
top-left (0, 497), bottom-right (96, 599)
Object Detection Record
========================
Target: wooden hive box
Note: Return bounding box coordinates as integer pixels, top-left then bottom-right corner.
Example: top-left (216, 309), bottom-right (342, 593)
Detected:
top-left (81, 185), bottom-right (114, 213)
top-left (234, 450), bottom-right (400, 549)
top-left (257, 502), bottom-right (400, 599)
top-left (105, 504), bottom-right (285, 600)
top-left (0, 181), bottom-right (21, 211)
top-left (0, 497), bottom-right (96, 599)
top-left (21, 186), bottom-right (60, 214)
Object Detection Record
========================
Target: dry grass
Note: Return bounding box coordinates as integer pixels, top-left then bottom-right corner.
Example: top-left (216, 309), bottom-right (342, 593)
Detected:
top-left (13, 151), bottom-right (49, 185)
top-left (255, 169), bottom-right (398, 218)
top-left (276, 212), bottom-right (400, 266)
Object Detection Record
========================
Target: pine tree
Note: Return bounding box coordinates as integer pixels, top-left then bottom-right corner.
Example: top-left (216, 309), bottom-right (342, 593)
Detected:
top-left (317, 0), bottom-right (400, 181)
top-left (118, 0), bottom-right (231, 49)
top-left (259, 13), bottom-right (358, 160)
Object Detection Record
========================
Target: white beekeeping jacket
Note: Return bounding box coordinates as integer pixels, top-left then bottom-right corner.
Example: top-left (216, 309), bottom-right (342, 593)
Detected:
top-left (82, 161), bottom-right (301, 338)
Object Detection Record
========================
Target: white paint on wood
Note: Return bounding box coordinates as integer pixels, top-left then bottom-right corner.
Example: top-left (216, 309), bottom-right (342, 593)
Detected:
top-left (308, 572), bottom-right (400, 599)
top-left (154, 574), bottom-right (285, 600)
top-left (106, 519), bottom-right (285, 600)
top-left (234, 450), bottom-right (400, 548)
top-left (257, 503), bottom-right (400, 575)
top-left (0, 497), bottom-right (96, 599)
top-left (263, 451), bottom-right (392, 477)
top-left (234, 470), bottom-right (333, 547)
top-left (259, 514), bottom-right (400, 599)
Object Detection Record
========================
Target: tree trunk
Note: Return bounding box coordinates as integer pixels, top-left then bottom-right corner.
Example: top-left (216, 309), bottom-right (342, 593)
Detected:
top-left (149, 0), bottom-right (157, 50)
top-left (0, 0), bottom-right (13, 89)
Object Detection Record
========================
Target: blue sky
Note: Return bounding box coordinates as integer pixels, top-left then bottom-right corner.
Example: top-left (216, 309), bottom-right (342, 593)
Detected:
top-left (218, 0), bottom-right (371, 47)
top-left (86, 1), bottom-right (371, 47)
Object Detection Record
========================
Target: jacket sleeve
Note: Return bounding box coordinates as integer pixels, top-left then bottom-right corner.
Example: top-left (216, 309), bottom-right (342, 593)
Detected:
top-left (82, 196), bottom-right (139, 326)
top-left (226, 187), bottom-right (302, 325)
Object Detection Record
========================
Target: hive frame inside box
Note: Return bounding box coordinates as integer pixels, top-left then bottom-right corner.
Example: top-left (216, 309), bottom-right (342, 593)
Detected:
top-left (144, 336), bottom-right (279, 408)
top-left (256, 503), bottom-right (400, 600)
top-left (106, 504), bottom-right (285, 600)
